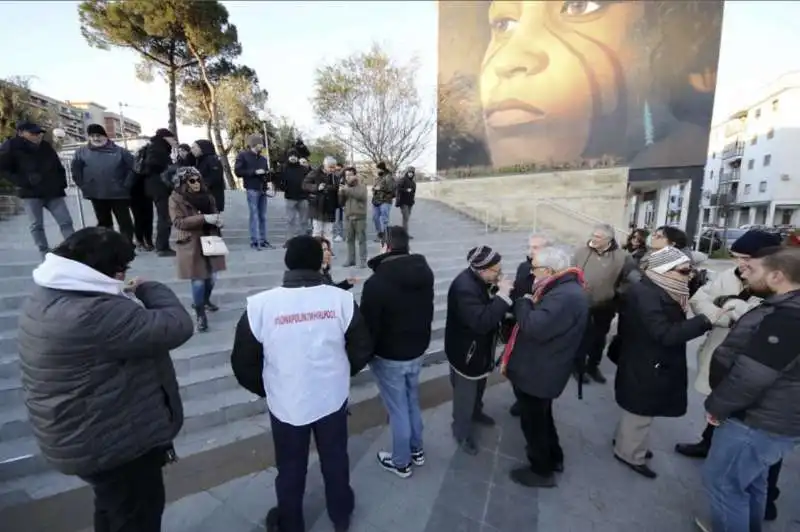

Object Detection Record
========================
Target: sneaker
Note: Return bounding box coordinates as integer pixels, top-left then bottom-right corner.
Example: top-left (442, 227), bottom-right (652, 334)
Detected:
top-left (260, 241), bottom-right (274, 249)
top-left (377, 451), bottom-right (412, 478)
top-left (411, 449), bottom-right (425, 466)
top-left (250, 242), bottom-right (260, 251)
top-left (334, 235), bottom-right (343, 242)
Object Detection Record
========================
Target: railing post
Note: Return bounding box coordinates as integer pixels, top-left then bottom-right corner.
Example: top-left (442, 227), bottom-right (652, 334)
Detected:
top-left (74, 187), bottom-right (86, 228)
top-left (484, 208), bottom-right (489, 233)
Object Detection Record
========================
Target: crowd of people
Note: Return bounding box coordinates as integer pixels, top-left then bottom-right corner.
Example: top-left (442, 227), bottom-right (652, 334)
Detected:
top-left (5, 121), bottom-right (800, 532)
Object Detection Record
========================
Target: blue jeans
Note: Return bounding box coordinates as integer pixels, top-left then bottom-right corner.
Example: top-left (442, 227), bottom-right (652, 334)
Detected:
top-left (190, 273), bottom-right (217, 307)
top-left (372, 203), bottom-right (391, 235)
top-left (246, 189), bottom-right (267, 244)
top-left (370, 356), bottom-right (424, 468)
top-left (23, 197), bottom-right (75, 254)
top-left (703, 419), bottom-right (798, 532)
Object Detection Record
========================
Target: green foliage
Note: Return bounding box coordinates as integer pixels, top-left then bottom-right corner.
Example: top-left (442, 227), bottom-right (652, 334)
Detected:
top-left (0, 77), bottom-right (52, 141)
top-left (709, 248), bottom-right (732, 259)
top-left (265, 118), bottom-right (301, 166)
top-left (312, 42), bottom-right (433, 170)
top-left (438, 155), bottom-right (626, 180)
top-left (307, 135), bottom-right (348, 168)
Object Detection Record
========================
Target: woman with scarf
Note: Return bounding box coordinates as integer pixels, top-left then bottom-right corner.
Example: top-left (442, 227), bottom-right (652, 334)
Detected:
top-left (612, 247), bottom-right (716, 479)
top-left (315, 236), bottom-right (358, 290)
top-left (169, 167), bottom-right (226, 332)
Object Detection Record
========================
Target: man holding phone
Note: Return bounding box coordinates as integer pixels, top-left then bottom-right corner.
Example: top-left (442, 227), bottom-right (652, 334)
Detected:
top-left (235, 134), bottom-right (274, 250)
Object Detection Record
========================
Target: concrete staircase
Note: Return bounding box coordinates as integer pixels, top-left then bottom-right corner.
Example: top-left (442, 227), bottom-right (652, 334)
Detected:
top-left (0, 190), bottom-right (528, 509)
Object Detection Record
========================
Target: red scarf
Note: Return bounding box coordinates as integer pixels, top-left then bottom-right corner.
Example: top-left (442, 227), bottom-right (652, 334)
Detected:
top-left (499, 267), bottom-right (586, 376)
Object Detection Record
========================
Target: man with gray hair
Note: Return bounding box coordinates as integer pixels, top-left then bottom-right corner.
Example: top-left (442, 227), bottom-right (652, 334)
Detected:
top-left (500, 245), bottom-right (589, 487)
top-left (573, 223), bottom-right (636, 384)
top-left (303, 156), bottom-right (340, 241)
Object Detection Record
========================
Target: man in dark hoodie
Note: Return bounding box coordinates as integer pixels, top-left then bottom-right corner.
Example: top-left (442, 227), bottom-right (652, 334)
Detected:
top-left (360, 226), bottom-right (434, 478)
top-left (143, 128), bottom-right (178, 257)
top-left (71, 124), bottom-right (135, 244)
top-left (235, 134), bottom-right (274, 250)
top-left (278, 149), bottom-right (309, 244)
top-left (0, 121), bottom-right (74, 258)
top-left (394, 166), bottom-right (417, 235)
top-left (371, 161), bottom-right (395, 243)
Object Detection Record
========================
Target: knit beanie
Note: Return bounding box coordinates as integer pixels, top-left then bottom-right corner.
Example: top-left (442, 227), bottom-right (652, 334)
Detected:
top-left (647, 246), bottom-right (690, 274)
top-left (730, 230), bottom-right (782, 256)
top-left (86, 123), bottom-right (107, 137)
top-left (246, 134), bottom-right (263, 148)
top-left (285, 235), bottom-right (323, 271)
top-left (467, 245), bottom-right (502, 270)
top-left (155, 128), bottom-right (174, 139)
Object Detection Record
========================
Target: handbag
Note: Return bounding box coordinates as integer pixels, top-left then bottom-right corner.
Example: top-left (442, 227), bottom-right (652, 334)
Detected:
top-left (200, 235), bottom-right (229, 257)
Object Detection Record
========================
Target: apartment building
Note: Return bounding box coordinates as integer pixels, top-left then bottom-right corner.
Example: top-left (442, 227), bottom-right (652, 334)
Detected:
top-left (700, 71), bottom-right (800, 228)
top-left (66, 101), bottom-right (142, 142)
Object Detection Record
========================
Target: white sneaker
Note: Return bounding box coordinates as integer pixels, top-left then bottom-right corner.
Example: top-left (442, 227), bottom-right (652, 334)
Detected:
top-left (377, 451), bottom-right (412, 478)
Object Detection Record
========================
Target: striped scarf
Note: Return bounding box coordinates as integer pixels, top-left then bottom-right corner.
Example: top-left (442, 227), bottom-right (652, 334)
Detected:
top-left (644, 269), bottom-right (690, 311)
top-left (499, 268), bottom-right (586, 376)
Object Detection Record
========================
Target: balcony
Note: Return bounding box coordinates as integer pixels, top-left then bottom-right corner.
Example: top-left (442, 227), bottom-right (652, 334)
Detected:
top-left (722, 141), bottom-right (745, 162)
top-left (719, 169), bottom-right (741, 185)
top-left (710, 189), bottom-right (738, 207)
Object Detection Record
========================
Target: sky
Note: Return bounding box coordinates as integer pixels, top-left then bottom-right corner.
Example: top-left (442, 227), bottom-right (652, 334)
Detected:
top-left (0, 1), bottom-right (798, 172)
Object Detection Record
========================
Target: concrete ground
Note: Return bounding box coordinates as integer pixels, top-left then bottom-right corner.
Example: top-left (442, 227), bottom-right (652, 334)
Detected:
top-left (145, 353), bottom-right (800, 532)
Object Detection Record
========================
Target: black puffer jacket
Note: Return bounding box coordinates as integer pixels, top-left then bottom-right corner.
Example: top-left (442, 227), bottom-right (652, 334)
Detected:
top-left (194, 140), bottom-right (225, 211)
top-left (395, 169), bottom-right (416, 207)
top-left (279, 160), bottom-right (309, 201)
top-left (0, 137), bottom-right (67, 199)
top-left (706, 290), bottom-right (800, 437)
top-left (361, 251), bottom-right (434, 361)
top-left (445, 268), bottom-right (511, 378)
top-left (18, 263), bottom-right (194, 477)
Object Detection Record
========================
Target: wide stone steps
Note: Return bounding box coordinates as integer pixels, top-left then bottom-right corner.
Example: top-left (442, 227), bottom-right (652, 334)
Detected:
top-left (0, 191), bottom-right (528, 507)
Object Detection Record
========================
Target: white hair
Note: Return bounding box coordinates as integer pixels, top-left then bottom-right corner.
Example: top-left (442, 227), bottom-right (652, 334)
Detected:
top-left (535, 246), bottom-right (573, 272)
top-left (592, 223), bottom-right (615, 240)
top-left (528, 231), bottom-right (553, 245)
top-left (323, 155), bottom-right (337, 168)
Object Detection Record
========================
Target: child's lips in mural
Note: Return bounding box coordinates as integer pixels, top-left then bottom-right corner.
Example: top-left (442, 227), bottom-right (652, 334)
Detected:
top-left (484, 100), bottom-right (545, 128)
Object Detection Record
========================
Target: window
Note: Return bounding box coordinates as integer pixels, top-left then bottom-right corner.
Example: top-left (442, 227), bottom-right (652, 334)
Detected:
top-left (744, 184), bottom-right (752, 195)
top-left (767, 128), bottom-right (775, 139)
top-left (759, 181), bottom-right (767, 193)
top-left (764, 154), bottom-right (772, 167)
top-left (751, 135), bottom-right (758, 145)
top-left (755, 108), bottom-right (762, 119)
top-left (748, 159), bottom-right (755, 170)
top-left (772, 99), bottom-right (779, 112)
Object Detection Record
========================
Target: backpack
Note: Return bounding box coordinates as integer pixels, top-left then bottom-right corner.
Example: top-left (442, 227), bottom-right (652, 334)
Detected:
top-left (132, 145), bottom-right (149, 176)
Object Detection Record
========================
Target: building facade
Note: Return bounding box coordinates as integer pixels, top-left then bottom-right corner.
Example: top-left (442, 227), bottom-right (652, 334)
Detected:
top-left (66, 101), bottom-right (142, 142)
top-left (701, 71), bottom-right (800, 229)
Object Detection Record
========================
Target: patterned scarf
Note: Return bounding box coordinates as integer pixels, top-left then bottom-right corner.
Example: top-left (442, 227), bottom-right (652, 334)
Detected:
top-left (499, 267), bottom-right (587, 376)
top-left (644, 269), bottom-right (690, 311)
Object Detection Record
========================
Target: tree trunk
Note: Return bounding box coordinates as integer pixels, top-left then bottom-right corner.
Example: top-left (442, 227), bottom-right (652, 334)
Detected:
top-left (205, 121), bottom-right (212, 141)
top-left (167, 67), bottom-right (178, 139)
top-left (209, 102), bottom-right (236, 190)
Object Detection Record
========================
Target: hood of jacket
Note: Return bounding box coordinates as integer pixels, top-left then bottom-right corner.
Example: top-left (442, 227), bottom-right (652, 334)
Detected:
top-left (195, 139), bottom-right (216, 157)
top-left (586, 238), bottom-right (619, 254)
top-left (282, 269), bottom-right (325, 288)
top-left (367, 251), bottom-right (433, 290)
top-left (33, 253), bottom-right (126, 296)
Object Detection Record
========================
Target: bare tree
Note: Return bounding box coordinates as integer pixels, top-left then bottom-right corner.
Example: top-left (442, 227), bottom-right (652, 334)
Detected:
top-left (312, 43), bottom-right (433, 171)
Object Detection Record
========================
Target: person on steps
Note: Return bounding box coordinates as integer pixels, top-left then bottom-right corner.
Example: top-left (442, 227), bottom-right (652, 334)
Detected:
top-left (234, 134), bottom-right (274, 250)
top-left (317, 236), bottom-right (358, 291)
top-left (303, 156), bottom-right (340, 242)
top-left (191, 139), bottom-right (226, 213)
top-left (278, 149), bottom-right (310, 244)
top-left (371, 161), bottom-right (395, 243)
top-left (71, 124), bottom-right (135, 244)
top-left (143, 128), bottom-right (178, 257)
top-left (394, 166), bottom-right (417, 236)
top-left (168, 167), bottom-right (226, 332)
top-left (338, 166), bottom-right (368, 268)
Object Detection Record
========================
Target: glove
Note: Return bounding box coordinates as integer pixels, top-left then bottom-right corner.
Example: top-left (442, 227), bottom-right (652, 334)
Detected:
top-left (318, 183), bottom-right (326, 191)
top-left (203, 214), bottom-right (219, 225)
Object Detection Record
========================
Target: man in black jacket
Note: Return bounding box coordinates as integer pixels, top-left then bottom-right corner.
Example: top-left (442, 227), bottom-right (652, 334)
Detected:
top-left (394, 167), bottom-right (417, 235)
top-left (361, 226), bottom-right (434, 478)
top-left (278, 149), bottom-right (309, 244)
top-left (0, 122), bottom-right (74, 257)
top-left (230, 235), bottom-right (372, 532)
top-left (698, 247), bottom-right (800, 532)
top-left (143, 128), bottom-right (178, 257)
top-left (235, 134), bottom-right (274, 250)
top-left (445, 245), bottom-right (514, 455)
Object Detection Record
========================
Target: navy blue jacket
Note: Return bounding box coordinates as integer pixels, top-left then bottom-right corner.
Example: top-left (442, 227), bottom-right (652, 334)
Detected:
top-left (234, 149), bottom-right (270, 191)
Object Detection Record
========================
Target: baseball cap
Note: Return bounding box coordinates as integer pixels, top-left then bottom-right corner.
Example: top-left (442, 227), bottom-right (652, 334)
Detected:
top-left (16, 122), bottom-right (45, 134)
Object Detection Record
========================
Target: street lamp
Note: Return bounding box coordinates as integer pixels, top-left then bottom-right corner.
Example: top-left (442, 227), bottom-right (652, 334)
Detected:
top-left (256, 109), bottom-right (272, 170)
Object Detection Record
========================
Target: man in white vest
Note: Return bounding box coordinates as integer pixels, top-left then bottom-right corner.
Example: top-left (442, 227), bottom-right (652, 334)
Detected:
top-left (230, 235), bottom-right (373, 532)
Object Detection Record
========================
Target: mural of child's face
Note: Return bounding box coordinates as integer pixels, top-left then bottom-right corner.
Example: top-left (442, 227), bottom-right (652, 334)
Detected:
top-left (479, 0), bottom-right (644, 167)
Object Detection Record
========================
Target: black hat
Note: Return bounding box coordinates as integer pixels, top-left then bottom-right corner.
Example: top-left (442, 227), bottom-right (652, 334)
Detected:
top-left (86, 123), bottom-right (107, 137)
top-left (16, 121), bottom-right (45, 134)
top-left (467, 245), bottom-right (502, 270)
top-left (155, 128), bottom-right (175, 139)
top-left (285, 235), bottom-right (323, 272)
top-left (730, 230), bottom-right (782, 256)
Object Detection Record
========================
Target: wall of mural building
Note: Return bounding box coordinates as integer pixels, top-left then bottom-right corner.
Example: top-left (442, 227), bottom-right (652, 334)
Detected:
top-left (437, 0), bottom-right (725, 173)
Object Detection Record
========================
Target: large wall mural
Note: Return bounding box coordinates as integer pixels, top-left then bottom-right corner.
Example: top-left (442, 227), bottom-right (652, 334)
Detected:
top-left (437, 0), bottom-right (724, 172)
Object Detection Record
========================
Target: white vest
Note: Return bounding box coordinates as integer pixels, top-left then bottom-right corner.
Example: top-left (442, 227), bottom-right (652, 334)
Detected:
top-left (247, 284), bottom-right (355, 426)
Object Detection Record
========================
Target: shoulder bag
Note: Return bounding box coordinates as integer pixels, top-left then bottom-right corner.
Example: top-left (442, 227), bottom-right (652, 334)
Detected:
top-left (200, 235), bottom-right (229, 257)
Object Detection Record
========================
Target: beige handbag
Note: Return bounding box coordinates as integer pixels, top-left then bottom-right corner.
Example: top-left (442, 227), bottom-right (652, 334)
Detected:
top-left (200, 235), bottom-right (229, 257)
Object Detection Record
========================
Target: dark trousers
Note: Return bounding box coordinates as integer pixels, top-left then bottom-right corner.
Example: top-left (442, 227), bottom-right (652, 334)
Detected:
top-left (270, 402), bottom-right (354, 532)
top-left (703, 423), bottom-right (783, 507)
top-left (153, 195), bottom-right (172, 251)
top-left (449, 368), bottom-right (487, 441)
top-left (130, 189), bottom-right (153, 247)
top-left (580, 304), bottom-right (616, 370)
top-left (81, 448), bottom-right (166, 532)
top-left (513, 388), bottom-right (563, 477)
top-left (91, 199), bottom-right (134, 243)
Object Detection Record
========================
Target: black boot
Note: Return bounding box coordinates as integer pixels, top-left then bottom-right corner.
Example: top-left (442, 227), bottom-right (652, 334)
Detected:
top-left (203, 282), bottom-right (219, 312)
top-left (193, 305), bottom-right (208, 332)
top-left (675, 423), bottom-right (714, 459)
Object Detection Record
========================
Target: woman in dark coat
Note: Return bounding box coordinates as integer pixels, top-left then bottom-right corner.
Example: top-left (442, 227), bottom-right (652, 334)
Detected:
top-left (316, 236), bottom-right (357, 291)
top-left (191, 139), bottom-right (225, 212)
top-left (613, 246), bottom-right (712, 479)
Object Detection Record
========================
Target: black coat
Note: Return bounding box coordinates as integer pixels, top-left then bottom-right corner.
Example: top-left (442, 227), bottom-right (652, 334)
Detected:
top-left (506, 273), bottom-right (589, 399)
top-left (302, 167), bottom-right (339, 222)
top-left (360, 251), bottom-right (434, 361)
top-left (234, 149), bottom-right (270, 191)
top-left (510, 258), bottom-right (534, 301)
top-left (614, 277), bottom-right (711, 417)
top-left (0, 137), bottom-right (67, 199)
top-left (395, 172), bottom-right (416, 207)
top-left (194, 140), bottom-right (225, 212)
top-left (279, 161), bottom-right (309, 201)
top-left (445, 268), bottom-right (511, 378)
top-left (143, 136), bottom-right (173, 199)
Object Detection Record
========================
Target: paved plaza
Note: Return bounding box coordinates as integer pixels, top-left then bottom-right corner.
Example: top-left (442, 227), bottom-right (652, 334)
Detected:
top-left (142, 353), bottom-right (800, 532)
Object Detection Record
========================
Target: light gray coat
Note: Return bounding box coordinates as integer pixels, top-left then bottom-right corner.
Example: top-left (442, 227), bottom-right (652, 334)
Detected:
top-left (71, 142), bottom-right (135, 200)
top-left (18, 281), bottom-right (193, 477)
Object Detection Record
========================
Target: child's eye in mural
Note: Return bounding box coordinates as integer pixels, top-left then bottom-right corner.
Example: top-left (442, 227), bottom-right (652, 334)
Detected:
top-left (560, 1), bottom-right (604, 17)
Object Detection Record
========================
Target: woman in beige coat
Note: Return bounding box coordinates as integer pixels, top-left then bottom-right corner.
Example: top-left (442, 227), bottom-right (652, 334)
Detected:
top-left (169, 167), bottom-right (227, 332)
